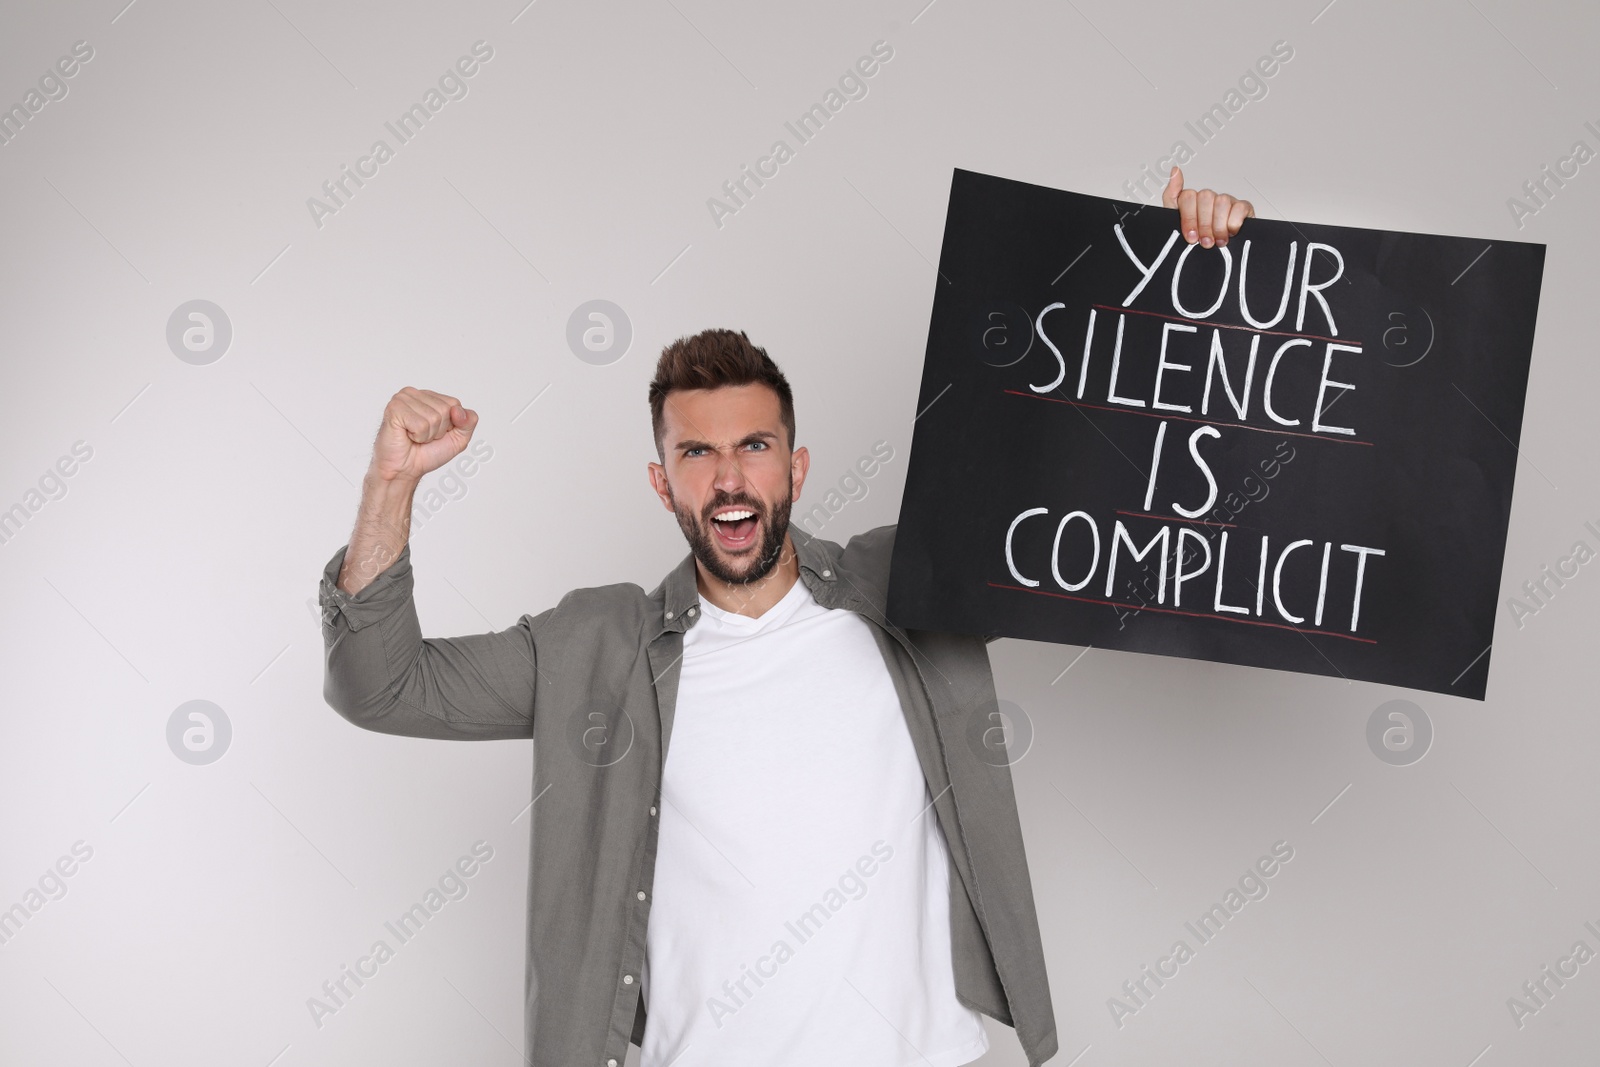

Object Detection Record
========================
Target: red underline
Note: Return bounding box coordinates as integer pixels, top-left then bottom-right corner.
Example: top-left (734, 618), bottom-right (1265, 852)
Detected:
top-left (1115, 509), bottom-right (1236, 529)
top-left (1091, 303), bottom-right (1352, 346)
top-left (1002, 389), bottom-right (1375, 447)
top-left (986, 580), bottom-right (1378, 644)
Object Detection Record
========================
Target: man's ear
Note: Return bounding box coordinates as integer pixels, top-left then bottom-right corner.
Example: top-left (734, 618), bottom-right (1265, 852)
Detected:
top-left (647, 461), bottom-right (675, 513)
top-left (790, 444), bottom-right (810, 502)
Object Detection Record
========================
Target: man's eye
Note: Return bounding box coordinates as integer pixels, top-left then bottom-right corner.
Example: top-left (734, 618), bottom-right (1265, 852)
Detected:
top-left (685, 447), bottom-right (706, 457)
top-left (746, 441), bottom-right (767, 451)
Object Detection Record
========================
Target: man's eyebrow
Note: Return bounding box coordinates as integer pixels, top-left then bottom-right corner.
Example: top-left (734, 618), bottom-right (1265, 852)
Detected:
top-left (674, 430), bottom-right (779, 453)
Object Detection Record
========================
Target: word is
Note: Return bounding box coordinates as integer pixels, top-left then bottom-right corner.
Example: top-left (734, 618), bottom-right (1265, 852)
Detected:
top-left (1112, 439), bottom-right (1295, 630)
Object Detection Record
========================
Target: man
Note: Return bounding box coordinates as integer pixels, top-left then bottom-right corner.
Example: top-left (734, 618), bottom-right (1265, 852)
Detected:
top-left (319, 172), bottom-right (1253, 1066)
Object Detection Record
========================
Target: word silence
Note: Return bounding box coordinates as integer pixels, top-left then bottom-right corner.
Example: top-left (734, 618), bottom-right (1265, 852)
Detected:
top-left (887, 170), bottom-right (1544, 698)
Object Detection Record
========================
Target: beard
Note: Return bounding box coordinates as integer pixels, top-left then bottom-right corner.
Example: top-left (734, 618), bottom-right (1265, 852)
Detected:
top-left (670, 478), bottom-right (793, 586)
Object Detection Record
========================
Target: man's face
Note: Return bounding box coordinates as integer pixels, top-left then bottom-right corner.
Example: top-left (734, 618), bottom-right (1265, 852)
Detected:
top-left (648, 383), bottom-right (808, 585)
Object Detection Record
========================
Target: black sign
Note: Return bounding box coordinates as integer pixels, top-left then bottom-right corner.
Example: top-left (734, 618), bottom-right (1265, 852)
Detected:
top-left (887, 169), bottom-right (1545, 700)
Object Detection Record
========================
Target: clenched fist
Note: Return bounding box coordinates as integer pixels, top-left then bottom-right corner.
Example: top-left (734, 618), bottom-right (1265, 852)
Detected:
top-left (336, 387), bottom-right (478, 594)
top-left (370, 387), bottom-right (480, 485)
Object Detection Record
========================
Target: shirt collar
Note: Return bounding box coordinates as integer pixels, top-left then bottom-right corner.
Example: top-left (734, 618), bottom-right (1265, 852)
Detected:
top-left (654, 524), bottom-right (843, 634)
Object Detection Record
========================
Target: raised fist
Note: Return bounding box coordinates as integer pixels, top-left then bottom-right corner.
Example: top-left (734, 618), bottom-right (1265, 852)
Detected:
top-left (369, 387), bottom-right (479, 484)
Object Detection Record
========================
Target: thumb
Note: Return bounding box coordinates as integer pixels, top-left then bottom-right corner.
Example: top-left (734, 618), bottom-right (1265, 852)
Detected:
top-left (1161, 166), bottom-right (1183, 208)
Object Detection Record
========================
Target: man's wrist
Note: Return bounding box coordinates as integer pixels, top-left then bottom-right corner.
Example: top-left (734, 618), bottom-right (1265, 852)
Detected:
top-left (363, 467), bottom-right (421, 493)
top-left (338, 471), bottom-right (420, 596)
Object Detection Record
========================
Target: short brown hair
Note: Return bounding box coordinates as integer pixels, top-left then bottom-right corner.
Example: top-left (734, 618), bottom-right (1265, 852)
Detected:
top-left (648, 328), bottom-right (795, 458)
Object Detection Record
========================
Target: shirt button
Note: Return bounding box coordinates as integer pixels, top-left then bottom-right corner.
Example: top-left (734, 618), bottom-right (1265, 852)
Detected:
top-left (608, 1059), bottom-right (618, 1067)
top-left (637, 890), bottom-right (646, 900)
top-left (623, 974), bottom-right (634, 985)
top-left (665, 610), bottom-right (674, 620)
top-left (822, 569), bottom-right (832, 578)
top-left (649, 805), bottom-right (657, 816)
top-left (687, 606), bottom-right (697, 616)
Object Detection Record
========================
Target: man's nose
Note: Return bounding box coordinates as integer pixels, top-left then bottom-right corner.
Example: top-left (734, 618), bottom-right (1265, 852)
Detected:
top-left (713, 449), bottom-right (747, 493)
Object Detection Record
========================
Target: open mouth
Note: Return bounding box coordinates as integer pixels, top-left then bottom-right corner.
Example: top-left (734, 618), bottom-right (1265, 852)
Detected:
top-left (709, 507), bottom-right (760, 551)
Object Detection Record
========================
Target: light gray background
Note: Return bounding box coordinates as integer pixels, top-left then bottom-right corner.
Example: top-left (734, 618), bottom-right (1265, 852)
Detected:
top-left (2, 0), bottom-right (1596, 1064)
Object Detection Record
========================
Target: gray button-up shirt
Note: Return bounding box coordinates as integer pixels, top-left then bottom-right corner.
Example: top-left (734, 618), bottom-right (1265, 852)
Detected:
top-left (318, 523), bottom-right (1059, 1066)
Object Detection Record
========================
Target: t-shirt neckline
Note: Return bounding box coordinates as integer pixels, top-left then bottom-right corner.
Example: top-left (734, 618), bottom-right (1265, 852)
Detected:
top-left (696, 573), bottom-right (813, 631)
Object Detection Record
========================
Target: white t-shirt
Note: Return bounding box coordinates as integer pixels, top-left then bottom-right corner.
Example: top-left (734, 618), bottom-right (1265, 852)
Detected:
top-left (639, 574), bottom-right (990, 1067)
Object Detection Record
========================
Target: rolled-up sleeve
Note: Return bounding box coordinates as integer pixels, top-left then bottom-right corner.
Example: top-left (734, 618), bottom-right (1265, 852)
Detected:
top-left (318, 543), bottom-right (544, 740)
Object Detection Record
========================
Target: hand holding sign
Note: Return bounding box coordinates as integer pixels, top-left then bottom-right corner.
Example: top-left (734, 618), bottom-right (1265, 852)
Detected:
top-left (1161, 166), bottom-right (1254, 248)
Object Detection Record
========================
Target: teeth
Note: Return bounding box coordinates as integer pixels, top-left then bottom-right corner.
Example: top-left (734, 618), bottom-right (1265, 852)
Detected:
top-left (714, 510), bottom-right (754, 522)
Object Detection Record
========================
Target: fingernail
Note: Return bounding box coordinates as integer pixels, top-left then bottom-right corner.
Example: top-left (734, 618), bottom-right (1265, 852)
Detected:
top-left (1201, 237), bottom-right (1213, 248)
top-left (1187, 229), bottom-right (1197, 241)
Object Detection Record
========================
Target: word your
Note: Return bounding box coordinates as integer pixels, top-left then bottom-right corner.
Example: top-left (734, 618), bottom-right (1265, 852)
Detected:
top-left (307, 840), bottom-right (494, 1028)
top-left (1506, 120), bottom-right (1600, 230)
top-left (1506, 919), bottom-right (1600, 1029)
top-left (1121, 40), bottom-right (1294, 202)
top-left (798, 439), bottom-right (895, 535)
top-left (1108, 840), bottom-right (1294, 1027)
top-left (307, 41), bottom-right (495, 229)
top-left (707, 40), bottom-right (894, 229)
top-left (0, 840), bottom-right (94, 948)
top-left (1504, 518), bottom-right (1600, 628)
top-left (411, 439), bottom-right (494, 535)
top-left (0, 40), bottom-right (94, 148)
top-left (705, 839), bottom-right (893, 1028)
top-left (0, 440), bottom-right (94, 547)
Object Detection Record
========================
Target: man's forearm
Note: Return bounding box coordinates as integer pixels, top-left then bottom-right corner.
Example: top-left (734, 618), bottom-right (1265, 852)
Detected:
top-left (337, 472), bottom-right (418, 595)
